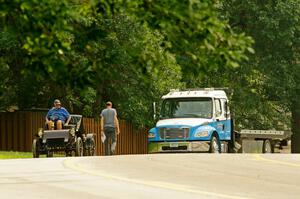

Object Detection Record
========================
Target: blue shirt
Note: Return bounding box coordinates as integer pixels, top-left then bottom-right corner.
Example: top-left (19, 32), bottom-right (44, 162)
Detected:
top-left (47, 107), bottom-right (70, 122)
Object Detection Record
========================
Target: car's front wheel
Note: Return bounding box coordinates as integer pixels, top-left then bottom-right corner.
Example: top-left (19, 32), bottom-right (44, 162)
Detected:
top-left (76, 137), bottom-right (83, 156)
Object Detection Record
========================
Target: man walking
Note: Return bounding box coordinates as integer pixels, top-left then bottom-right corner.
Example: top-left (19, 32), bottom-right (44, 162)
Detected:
top-left (100, 101), bottom-right (120, 155)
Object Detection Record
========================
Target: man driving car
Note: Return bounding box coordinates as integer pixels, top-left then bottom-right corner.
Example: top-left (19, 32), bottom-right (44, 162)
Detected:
top-left (46, 99), bottom-right (71, 130)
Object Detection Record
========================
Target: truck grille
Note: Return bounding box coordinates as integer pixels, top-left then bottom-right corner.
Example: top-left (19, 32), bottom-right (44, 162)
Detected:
top-left (159, 128), bottom-right (189, 139)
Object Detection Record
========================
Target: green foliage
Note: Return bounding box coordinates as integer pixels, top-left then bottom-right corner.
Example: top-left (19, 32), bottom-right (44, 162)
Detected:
top-left (0, 0), bottom-right (182, 127)
top-left (80, 14), bottom-right (182, 126)
top-left (220, 0), bottom-right (300, 130)
top-left (0, 0), bottom-right (253, 127)
top-left (132, 0), bottom-right (254, 82)
top-left (0, 60), bottom-right (13, 110)
top-left (94, 0), bottom-right (254, 83)
top-left (1, 0), bottom-right (77, 108)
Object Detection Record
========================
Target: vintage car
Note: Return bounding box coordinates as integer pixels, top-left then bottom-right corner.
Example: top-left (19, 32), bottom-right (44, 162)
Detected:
top-left (32, 114), bottom-right (95, 158)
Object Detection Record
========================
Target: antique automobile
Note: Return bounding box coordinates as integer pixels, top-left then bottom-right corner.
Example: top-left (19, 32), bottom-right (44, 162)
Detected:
top-left (32, 114), bottom-right (95, 157)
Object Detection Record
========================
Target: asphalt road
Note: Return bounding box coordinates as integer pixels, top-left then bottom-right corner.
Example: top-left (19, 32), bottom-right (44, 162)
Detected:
top-left (0, 154), bottom-right (300, 199)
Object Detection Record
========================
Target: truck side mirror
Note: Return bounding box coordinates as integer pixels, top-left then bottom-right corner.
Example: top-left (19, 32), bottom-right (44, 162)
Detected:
top-left (153, 102), bottom-right (157, 120)
top-left (225, 112), bottom-right (230, 119)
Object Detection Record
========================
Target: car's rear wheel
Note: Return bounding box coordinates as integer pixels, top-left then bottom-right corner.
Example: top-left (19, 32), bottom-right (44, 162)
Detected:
top-left (87, 138), bottom-right (95, 156)
top-left (87, 146), bottom-right (95, 156)
top-left (76, 137), bottom-right (83, 156)
top-left (210, 135), bottom-right (221, 153)
top-left (32, 139), bottom-right (39, 158)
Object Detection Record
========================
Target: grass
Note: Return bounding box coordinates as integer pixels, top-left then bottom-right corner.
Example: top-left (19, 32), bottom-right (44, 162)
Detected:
top-left (0, 151), bottom-right (66, 159)
top-left (0, 151), bottom-right (33, 159)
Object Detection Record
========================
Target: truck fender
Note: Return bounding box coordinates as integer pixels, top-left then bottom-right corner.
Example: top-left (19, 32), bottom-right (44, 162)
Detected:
top-left (149, 127), bottom-right (157, 134)
top-left (194, 125), bottom-right (217, 140)
top-left (148, 127), bottom-right (158, 140)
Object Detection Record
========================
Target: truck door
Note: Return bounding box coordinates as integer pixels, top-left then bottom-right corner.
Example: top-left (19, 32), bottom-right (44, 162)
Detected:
top-left (214, 98), bottom-right (230, 140)
top-left (220, 99), bottom-right (231, 140)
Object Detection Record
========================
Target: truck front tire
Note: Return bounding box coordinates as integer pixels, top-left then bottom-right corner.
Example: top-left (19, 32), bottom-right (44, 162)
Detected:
top-left (210, 136), bottom-right (221, 153)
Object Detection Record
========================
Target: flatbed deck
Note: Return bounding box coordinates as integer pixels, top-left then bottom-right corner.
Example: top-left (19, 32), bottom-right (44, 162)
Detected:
top-left (238, 130), bottom-right (292, 140)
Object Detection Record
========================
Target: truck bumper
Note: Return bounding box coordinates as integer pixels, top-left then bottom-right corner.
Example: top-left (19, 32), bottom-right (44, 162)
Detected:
top-left (148, 141), bottom-right (210, 153)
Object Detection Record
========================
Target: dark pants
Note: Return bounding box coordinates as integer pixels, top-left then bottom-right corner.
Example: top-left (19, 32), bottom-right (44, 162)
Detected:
top-left (104, 127), bottom-right (117, 156)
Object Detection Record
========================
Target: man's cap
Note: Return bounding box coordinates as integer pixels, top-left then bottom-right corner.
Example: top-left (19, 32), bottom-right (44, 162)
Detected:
top-left (106, 101), bottom-right (112, 106)
top-left (54, 99), bottom-right (61, 104)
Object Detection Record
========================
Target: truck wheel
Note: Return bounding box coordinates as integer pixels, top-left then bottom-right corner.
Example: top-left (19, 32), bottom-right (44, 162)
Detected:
top-left (76, 137), bottom-right (83, 156)
top-left (32, 139), bottom-right (40, 158)
top-left (263, 139), bottom-right (273, 153)
top-left (46, 151), bottom-right (53, 157)
top-left (210, 136), bottom-right (221, 153)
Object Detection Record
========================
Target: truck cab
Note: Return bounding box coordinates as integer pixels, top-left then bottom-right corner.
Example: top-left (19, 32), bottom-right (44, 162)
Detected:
top-left (148, 88), bottom-right (231, 153)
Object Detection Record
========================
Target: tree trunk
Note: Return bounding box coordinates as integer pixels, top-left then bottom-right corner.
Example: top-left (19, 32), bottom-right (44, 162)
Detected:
top-left (291, 103), bottom-right (300, 153)
top-left (93, 83), bottom-right (104, 117)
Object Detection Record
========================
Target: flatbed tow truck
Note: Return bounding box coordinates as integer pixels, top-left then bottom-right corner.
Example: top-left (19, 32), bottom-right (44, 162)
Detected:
top-left (148, 88), bottom-right (291, 153)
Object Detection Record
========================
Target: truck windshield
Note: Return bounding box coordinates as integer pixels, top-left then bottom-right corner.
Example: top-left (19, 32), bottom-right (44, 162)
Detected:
top-left (160, 98), bottom-right (213, 119)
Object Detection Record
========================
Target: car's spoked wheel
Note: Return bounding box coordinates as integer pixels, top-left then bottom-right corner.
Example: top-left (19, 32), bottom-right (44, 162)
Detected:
top-left (87, 146), bottom-right (95, 156)
top-left (210, 136), bottom-right (221, 153)
top-left (87, 138), bottom-right (95, 156)
top-left (75, 137), bottom-right (83, 156)
top-left (32, 139), bottom-right (40, 158)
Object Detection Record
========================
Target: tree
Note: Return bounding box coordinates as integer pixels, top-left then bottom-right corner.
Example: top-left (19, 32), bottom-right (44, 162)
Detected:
top-left (1, 0), bottom-right (80, 108)
top-left (221, 0), bottom-right (300, 152)
top-left (95, 0), bottom-right (254, 85)
top-left (0, 0), bottom-right (254, 128)
top-left (68, 10), bottom-right (182, 126)
top-left (0, 0), bottom-right (182, 127)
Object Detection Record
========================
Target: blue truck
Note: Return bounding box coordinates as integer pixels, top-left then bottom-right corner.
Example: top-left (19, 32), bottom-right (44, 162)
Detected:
top-left (148, 88), bottom-right (291, 153)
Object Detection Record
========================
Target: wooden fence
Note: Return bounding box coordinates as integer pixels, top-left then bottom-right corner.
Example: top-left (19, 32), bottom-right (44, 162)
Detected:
top-left (0, 111), bottom-right (148, 155)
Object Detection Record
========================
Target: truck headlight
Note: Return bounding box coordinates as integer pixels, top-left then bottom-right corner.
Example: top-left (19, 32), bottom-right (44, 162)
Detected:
top-left (194, 131), bottom-right (209, 138)
top-left (38, 128), bottom-right (43, 137)
top-left (148, 132), bottom-right (155, 138)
